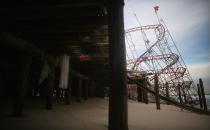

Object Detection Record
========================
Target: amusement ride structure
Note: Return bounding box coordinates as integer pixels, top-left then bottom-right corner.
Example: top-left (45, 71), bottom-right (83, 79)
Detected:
top-left (125, 6), bottom-right (207, 113)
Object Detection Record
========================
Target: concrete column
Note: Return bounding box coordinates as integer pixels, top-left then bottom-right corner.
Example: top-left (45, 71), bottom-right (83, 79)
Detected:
top-left (46, 65), bottom-right (55, 110)
top-left (197, 84), bottom-right (203, 109)
top-left (13, 55), bottom-right (31, 116)
top-left (154, 74), bottom-right (160, 110)
top-left (199, 78), bottom-right (207, 111)
top-left (65, 71), bottom-right (73, 105)
top-left (165, 82), bottom-right (170, 105)
top-left (108, 0), bottom-right (128, 129)
top-left (177, 84), bottom-right (183, 104)
top-left (77, 78), bottom-right (82, 102)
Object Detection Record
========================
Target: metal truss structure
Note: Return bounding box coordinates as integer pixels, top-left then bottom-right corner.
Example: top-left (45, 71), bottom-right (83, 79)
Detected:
top-left (125, 12), bottom-right (199, 107)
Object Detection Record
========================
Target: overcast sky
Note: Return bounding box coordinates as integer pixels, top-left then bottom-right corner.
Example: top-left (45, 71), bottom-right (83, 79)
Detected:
top-left (124, 0), bottom-right (210, 94)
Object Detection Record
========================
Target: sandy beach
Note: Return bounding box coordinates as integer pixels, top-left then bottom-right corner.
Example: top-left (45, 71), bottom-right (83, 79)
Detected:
top-left (0, 98), bottom-right (209, 130)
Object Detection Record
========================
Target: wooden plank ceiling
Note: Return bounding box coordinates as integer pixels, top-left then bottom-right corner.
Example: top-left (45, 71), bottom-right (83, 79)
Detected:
top-left (0, 0), bottom-right (110, 80)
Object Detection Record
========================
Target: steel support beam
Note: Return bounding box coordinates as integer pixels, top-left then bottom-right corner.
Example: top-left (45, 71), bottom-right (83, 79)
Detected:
top-left (108, 0), bottom-right (128, 129)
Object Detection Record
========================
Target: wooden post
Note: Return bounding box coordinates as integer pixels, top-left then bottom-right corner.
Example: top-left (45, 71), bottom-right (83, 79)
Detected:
top-left (77, 78), bottom-right (82, 102)
top-left (65, 71), bottom-right (73, 105)
top-left (165, 82), bottom-right (170, 105)
top-left (143, 78), bottom-right (148, 104)
top-left (197, 84), bottom-right (203, 109)
top-left (182, 89), bottom-right (187, 103)
top-left (177, 84), bottom-right (183, 104)
top-left (199, 78), bottom-right (207, 111)
top-left (90, 80), bottom-right (95, 97)
top-left (84, 79), bottom-right (89, 100)
top-left (108, 0), bottom-right (128, 129)
top-left (13, 55), bottom-right (31, 116)
top-left (154, 74), bottom-right (160, 110)
top-left (137, 87), bottom-right (142, 102)
top-left (46, 65), bottom-right (55, 110)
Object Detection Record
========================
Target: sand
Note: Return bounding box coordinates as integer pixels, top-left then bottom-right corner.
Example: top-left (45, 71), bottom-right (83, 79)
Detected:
top-left (0, 98), bottom-right (209, 130)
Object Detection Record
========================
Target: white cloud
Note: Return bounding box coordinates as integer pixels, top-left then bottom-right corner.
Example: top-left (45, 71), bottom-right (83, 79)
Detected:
top-left (187, 62), bottom-right (210, 79)
top-left (187, 62), bottom-right (210, 94)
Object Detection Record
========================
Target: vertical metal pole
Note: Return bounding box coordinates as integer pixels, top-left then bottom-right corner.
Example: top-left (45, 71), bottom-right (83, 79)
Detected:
top-left (108, 0), bottom-right (128, 129)
top-left (13, 55), bottom-right (31, 116)
top-left (199, 78), bottom-right (207, 111)
top-left (197, 84), bottom-right (203, 109)
top-left (154, 74), bottom-right (160, 110)
top-left (165, 82), bottom-right (170, 105)
top-left (46, 65), bottom-right (55, 110)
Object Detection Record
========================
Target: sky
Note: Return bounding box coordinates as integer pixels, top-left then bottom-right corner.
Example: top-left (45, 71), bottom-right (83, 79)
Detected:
top-left (124, 0), bottom-right (210, 94)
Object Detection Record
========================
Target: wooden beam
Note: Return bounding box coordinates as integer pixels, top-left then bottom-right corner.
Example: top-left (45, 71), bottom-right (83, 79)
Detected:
top-left (197, 84), bottom-right (203, 109)
top-left (154, 74), bottom-right (160, 110)
top-left (0, 32), bottom-right (53, 62)
top-left (199, 78), bottom-right (207, 111)
top-left (128, 77), bottom-right (210, 115)
top-left (108, 0), bottom-right (128, 130)
top-left (13, 55), bottom-right (31, 116)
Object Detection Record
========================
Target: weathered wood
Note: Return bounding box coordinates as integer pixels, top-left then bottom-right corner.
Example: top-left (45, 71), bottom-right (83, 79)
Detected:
top-left (182, 89), bottom-right (187, 103)
top-left (84, 79), bottom-right (89, 100)
top-left (89, 80), bottom-right (94, 97)
top-left (65, 70), bottom-right (73, 105)
top-left (199, 78), bottom-right (207, 111)
top-left (13, 55), bottom-right (31, 116)
top-left (165, 82), bottom-right (170, 105)
top-left (77, 78), bottom-right (82, 102)
top-left (154, 74), bottom-right (160, 110)
top-left (137, 86), bottom-right (142, 102)
top-left (197, 84), bottom-right (203, 109)
top-left (46, 66), bottom-right (55, 110)
top-left (108, 0), bottom-right (128, 129)
top-left (71, 70), bottom-right (89, 80)
top-left (0, 32), bottom-right (53, 63)
top-left (177, 84), bottom-right (183, 104)
top-left (143, 78), bottom-right (148, 104)
top-left (128, 77), bottom-right (209, 114)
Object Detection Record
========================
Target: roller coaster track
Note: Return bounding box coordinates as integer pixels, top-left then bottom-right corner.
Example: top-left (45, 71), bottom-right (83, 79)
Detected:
top-left (125, 15), bottom-right (208, 113)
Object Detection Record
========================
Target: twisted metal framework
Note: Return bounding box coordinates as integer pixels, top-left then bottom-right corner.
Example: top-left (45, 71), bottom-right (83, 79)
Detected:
top-left (126, 13), bottom-right (199, 106)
